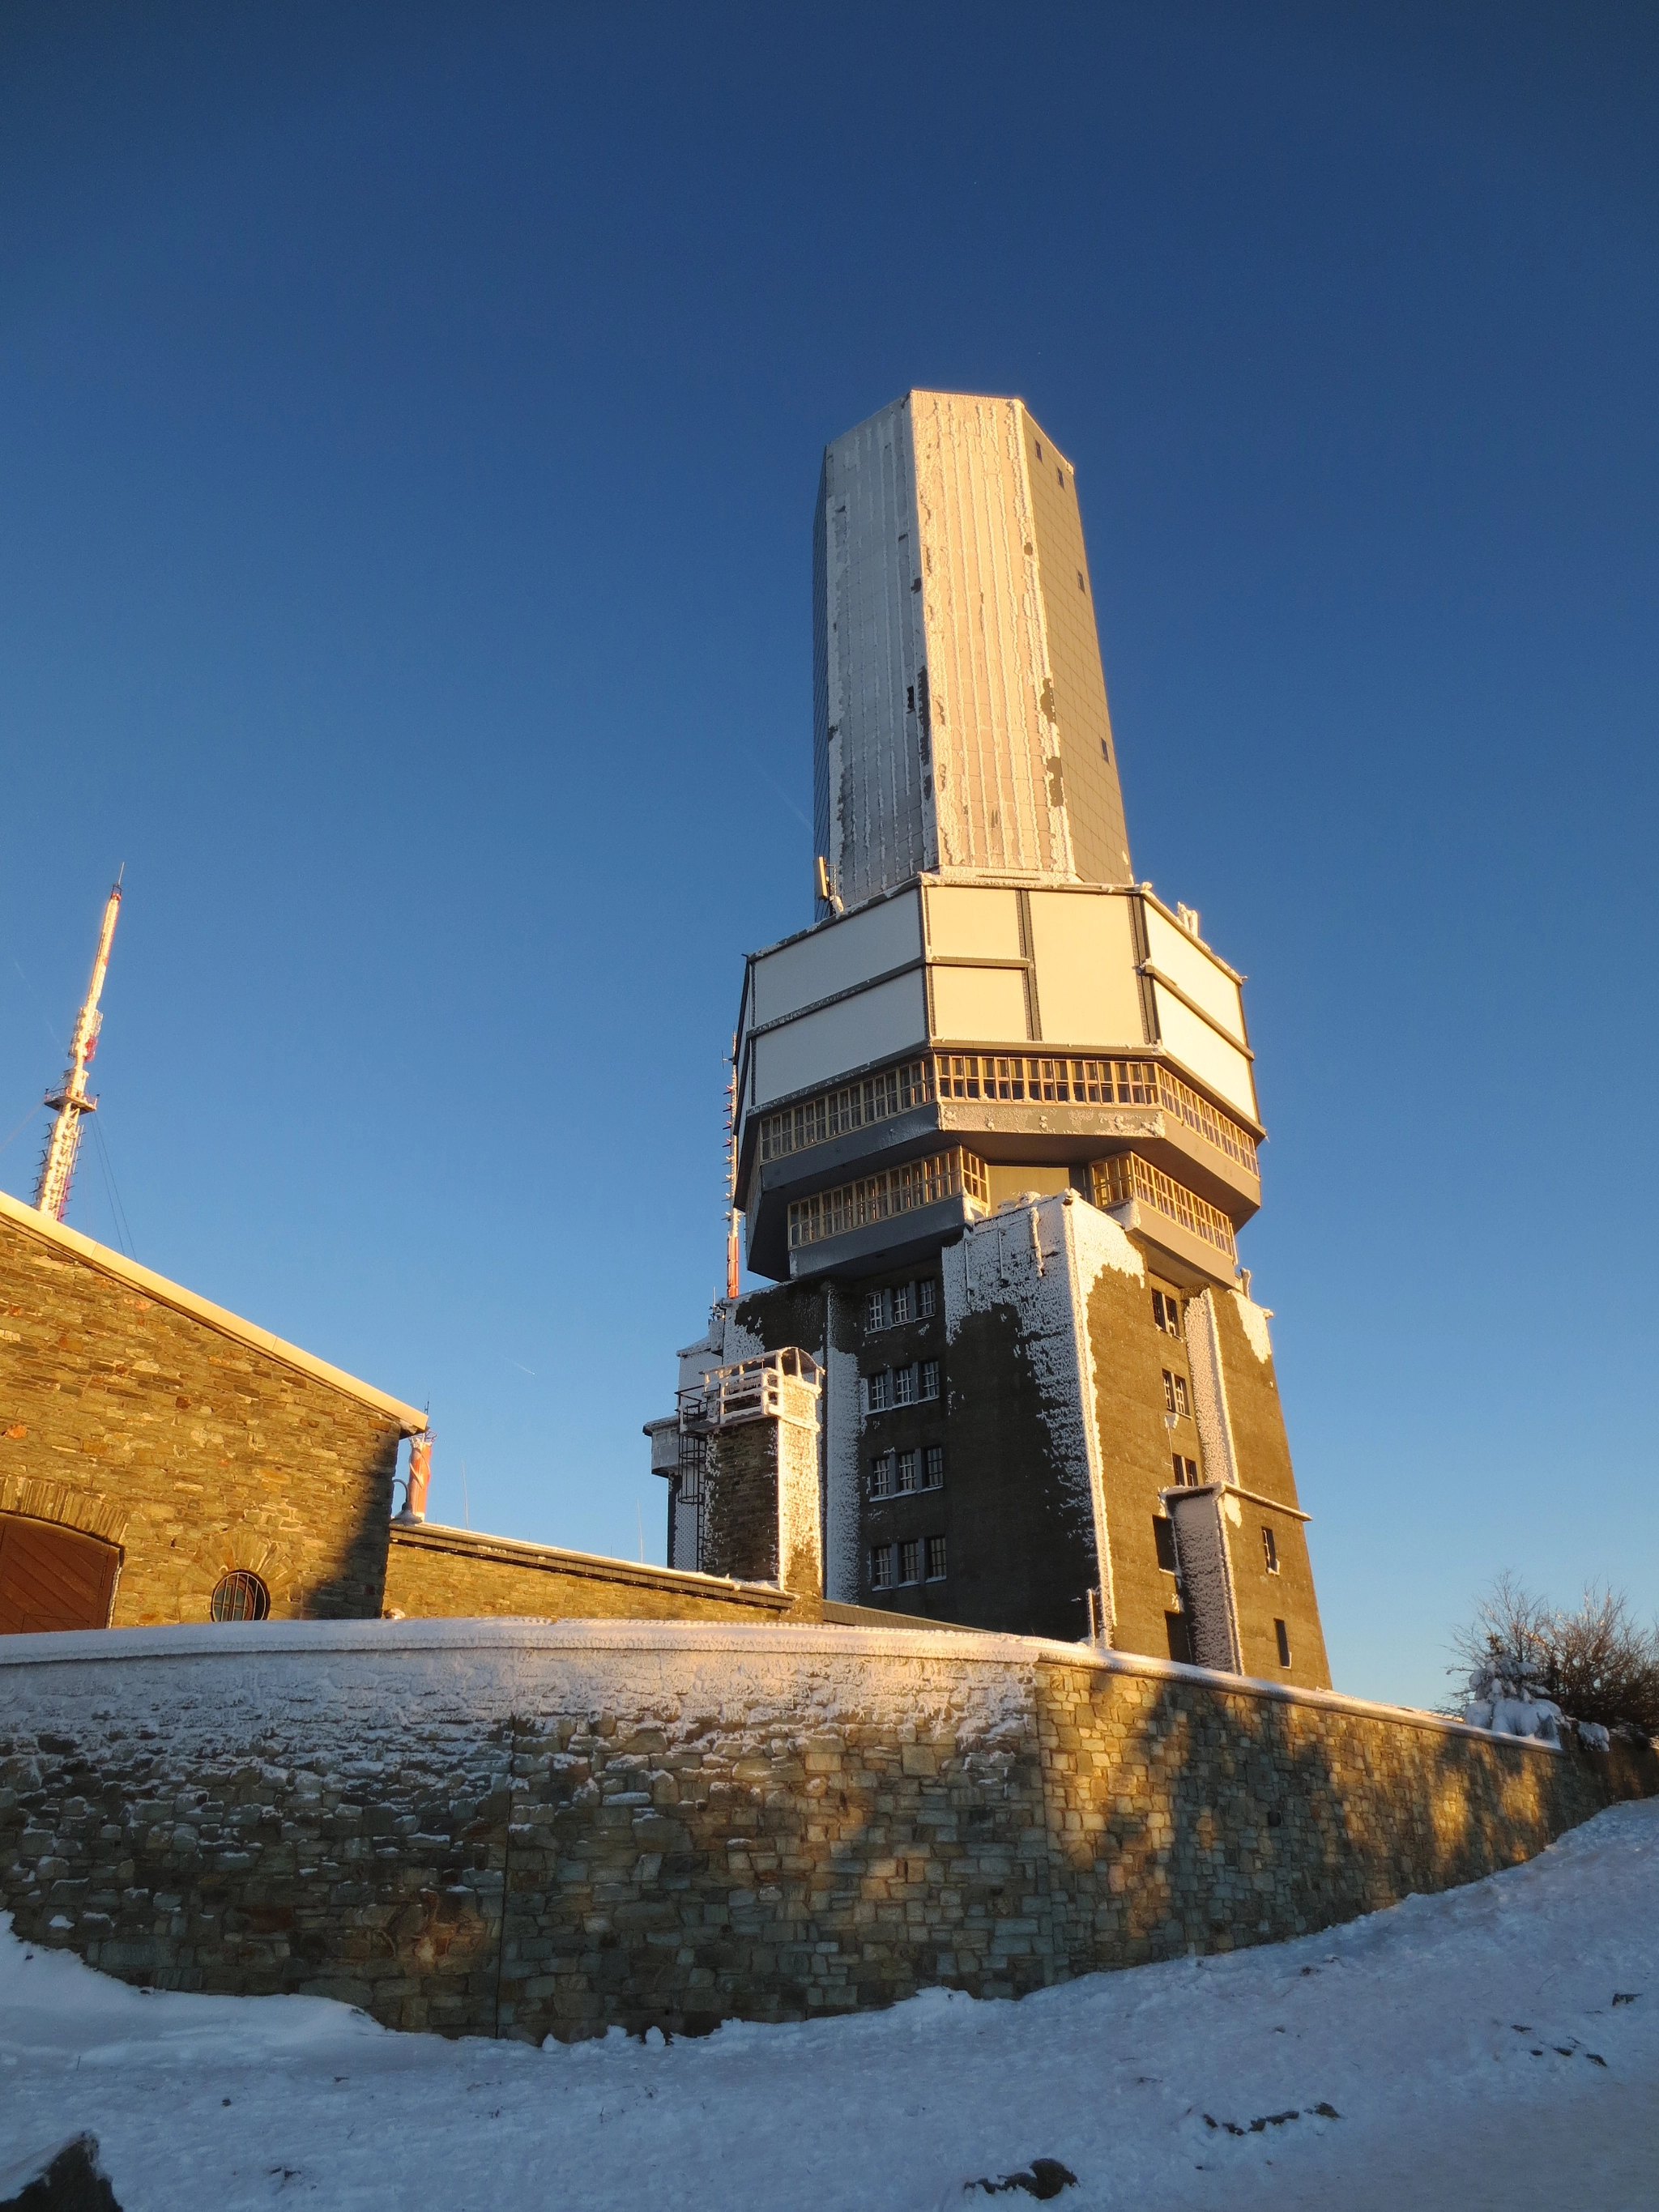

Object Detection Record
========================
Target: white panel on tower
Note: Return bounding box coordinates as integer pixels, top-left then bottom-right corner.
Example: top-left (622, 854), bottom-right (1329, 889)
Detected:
top-left (1143, 905), bottom-right (1247, 1046)
top-left (930, 965), bottom-right (1030, 1043)
top-left (1027, 891), bottom-right (1146, 1048)
top-left (1150, 985), bottom-right (1259, 1121)
top-left (923, 884), bottom-right (1023, 961)
top-left (752, 973), bottom-right (928, 1106)
top-left (749, 891), bottom-right (921, 1028)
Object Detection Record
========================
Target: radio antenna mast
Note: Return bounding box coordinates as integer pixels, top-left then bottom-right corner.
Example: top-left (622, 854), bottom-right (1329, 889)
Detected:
top-left (35, 873), bottom-right (123, 1223)
top-left (723, 1036), bottom-right (740, 1302)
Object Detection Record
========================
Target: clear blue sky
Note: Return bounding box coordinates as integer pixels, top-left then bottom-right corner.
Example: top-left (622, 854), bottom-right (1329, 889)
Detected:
top-left (2, 2), bottom-right (1654, 1707)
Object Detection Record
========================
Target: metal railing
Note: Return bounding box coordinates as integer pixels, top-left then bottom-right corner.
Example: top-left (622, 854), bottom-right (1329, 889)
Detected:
top-left (760, 1059), bottom-right (933, 1162)
top-left (936, 1054), bottom-right (1258, 1177)
top-left (757, 1051), bottom-right (1257, 1177)
top-left (680, 1346), bottom-right (823, 1433)
top-left (1147, 1065), bottom-right (1259, 1179)
top-left (787, 1148), bottom-right (987, 1252)
top-left (1090, 1153), bottom-right (1239, 1264)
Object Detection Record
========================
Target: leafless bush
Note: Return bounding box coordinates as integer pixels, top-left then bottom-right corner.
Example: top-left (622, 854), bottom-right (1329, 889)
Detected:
top-left (1450, 1572), bottom-right (1659, 1739)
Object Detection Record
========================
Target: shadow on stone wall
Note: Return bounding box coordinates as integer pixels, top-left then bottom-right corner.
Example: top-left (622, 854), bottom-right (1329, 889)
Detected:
top-left (296, 1428), bottom-right (401, 1622)
top-left (489, 1695), bottom-right (1057, 2040)
top-left (1030, 1666), bottom-right (1646, 1980)
top-left (0, 1707), bottom-right (510, 2035)
top-left (2, 1643), bottom-right (1653, 2046)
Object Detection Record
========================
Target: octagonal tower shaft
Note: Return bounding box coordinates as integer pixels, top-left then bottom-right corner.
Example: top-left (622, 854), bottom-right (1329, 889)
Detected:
top-left (813, 391), bottom-right (1132, 919)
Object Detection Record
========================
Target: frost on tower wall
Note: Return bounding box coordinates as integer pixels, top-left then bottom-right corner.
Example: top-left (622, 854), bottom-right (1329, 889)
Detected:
top-left (814, 392), bottom-right (1133, 917)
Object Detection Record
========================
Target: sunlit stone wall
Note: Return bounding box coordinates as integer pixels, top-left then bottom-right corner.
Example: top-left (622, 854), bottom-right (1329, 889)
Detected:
top-left (0, 1619), bottom-right (1648, 2044)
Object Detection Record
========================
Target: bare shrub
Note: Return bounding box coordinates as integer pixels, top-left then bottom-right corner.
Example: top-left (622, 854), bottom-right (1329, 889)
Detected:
top-left (1451, 1573), bottom-right (1659, 1739)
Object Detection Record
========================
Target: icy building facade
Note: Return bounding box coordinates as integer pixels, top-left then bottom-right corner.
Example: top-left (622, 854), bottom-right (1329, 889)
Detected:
top-left (649, 391), bottom-right (1331, 1686)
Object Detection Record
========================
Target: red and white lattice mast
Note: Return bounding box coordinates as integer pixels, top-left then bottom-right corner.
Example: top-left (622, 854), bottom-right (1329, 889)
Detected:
top-left (34, 875), bottom-right (123, 1223)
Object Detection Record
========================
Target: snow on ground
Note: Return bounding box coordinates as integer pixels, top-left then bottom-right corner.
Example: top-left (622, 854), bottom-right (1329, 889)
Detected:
top-left (3, 1801), bottom-right (1657, 2211)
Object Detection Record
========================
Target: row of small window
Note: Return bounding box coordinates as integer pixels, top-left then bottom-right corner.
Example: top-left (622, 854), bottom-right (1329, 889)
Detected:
top-left (870, 1535), bottom-right (948, 1588)
top-left (865, 1361), bottom-right (940, 1413)
top-left (869, 1444), bottom-right (945, 1498)
top-left (865, 1278), bottom-right (936, 1333)
top-left (1161, 1369), bottom-right (1191, 1420)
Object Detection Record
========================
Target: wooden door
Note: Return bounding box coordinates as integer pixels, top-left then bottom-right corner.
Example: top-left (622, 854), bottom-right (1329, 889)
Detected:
top-left (0, 1512), bottom-right (120, 1634)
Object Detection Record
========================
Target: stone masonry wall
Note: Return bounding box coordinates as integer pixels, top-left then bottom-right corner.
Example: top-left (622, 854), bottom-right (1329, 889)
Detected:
top-left (702, 1423), bottom-right (786, 1588)
top-left (1210, 1290), bottom-right (1331, 1686)
top-left (2, 1620), bottom-right (1651, 2045)
top-left (0, 1208), bottom-right (406, 1624)
top-left (383, 1525), bottom-right (810, 1625)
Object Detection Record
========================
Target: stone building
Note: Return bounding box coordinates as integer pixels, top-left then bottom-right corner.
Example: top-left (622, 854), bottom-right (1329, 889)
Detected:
top-left (0, 1187), bottom-right (423, 1631)
top-left (650, 391), bottom-right (1332, 1688)
top-left (0, 1190), bottom-right (877, 1636)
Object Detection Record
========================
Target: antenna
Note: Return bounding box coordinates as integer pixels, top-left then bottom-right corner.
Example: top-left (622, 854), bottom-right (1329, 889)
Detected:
top-left (723, 1035), bottom-right (740, 1302)
top-left (35, 876), bottom-right (124, 1223)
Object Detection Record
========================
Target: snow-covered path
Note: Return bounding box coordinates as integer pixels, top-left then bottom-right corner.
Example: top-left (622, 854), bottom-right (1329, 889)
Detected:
top-left (3, 1800), bottom-right (1656, 2210)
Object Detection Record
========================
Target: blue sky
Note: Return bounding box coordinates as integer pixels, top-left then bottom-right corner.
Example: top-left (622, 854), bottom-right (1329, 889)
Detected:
top-left (2, 2), bottom-right (1654, 1707)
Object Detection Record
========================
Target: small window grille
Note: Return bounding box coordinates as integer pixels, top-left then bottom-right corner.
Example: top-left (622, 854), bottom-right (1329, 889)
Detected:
top-left (926, 1535), bottom-right (948, 1582)
top-left (865, 1290), bottom-right (886, 1332)
top-left (869, 1453), bottom-right (893, 1499)
top-left (1154, 1517), bottom-right (1178, 1574)
top-left (920, 1359), bottom-right (940, 1401)
top-left (898, 1539), bottom-right (920, 1585)
top-left (870, 1545), bottom-right (894, 1591)
top-left (210, 1570), bottom-right (270, 1623)
top-left (1262, 1527), bottom-right (1279, 1575)
top-left (893, 1364), bottom-right (917, 1407)
top-left (867, 1370), bottom-right (892, 1413)
top-left (1274, 1617), bottom-right (1291, 1667)
top-left (919, 1278), bottom-right (936, 1319)
top-left (1172, 1374), bottom-right (1190, 1419)
top-left (923, 1445), bottom-right (944, 1490)
top-left (1171, 1454), bottom-right (1200, 1487)
top-left (892, 1282), bottom-right (912, 1324)
top-left (1162, 1370), bottom-right (1177, 1416)
top-left (897, 1449), bottom-right (917, 1494)
top-left (1151, 1291), bottom-right (1182, 1338)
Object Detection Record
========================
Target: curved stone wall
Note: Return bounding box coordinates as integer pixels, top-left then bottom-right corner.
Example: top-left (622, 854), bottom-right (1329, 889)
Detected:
top-left (0, 1619), bottom-right (1648, 2042)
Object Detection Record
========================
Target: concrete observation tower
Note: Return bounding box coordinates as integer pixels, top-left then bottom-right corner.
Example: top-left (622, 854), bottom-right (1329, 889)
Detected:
top-left (649, 391), bottom-right (1331, 1687)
